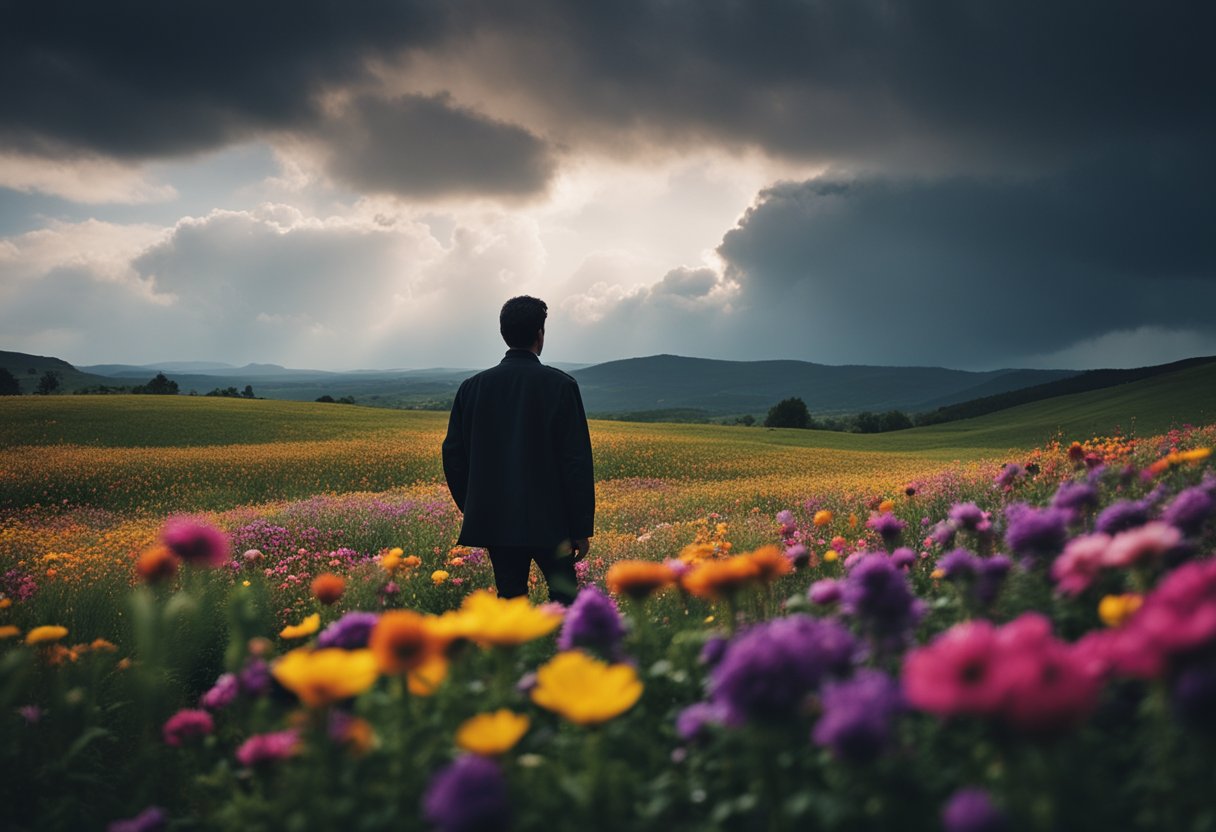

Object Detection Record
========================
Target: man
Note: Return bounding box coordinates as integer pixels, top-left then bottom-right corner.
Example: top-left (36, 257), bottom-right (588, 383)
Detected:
top-left (441, 296), bottom-right (595, 605)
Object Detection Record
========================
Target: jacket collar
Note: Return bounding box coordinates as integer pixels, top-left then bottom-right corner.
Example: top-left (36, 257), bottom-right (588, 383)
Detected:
top-left (501, 349), bottom-right (540, 363)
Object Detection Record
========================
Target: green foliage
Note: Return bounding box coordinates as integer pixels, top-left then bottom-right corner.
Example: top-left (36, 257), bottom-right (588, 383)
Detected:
top-left (764, 397), bottom-right (811, 429)
top-left (0, 367), bottom-right (20, 395)
top-left (35, 370), bottom-right (61, 395)
top-left (130, 373), bottom-right (179, 395)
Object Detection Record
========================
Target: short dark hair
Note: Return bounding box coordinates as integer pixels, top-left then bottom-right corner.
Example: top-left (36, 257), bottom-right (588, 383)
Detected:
top-left (499, 296), bottom-right (548, 348)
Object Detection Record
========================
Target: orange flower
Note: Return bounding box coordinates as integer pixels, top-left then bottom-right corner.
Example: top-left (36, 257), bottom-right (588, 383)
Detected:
top-left (606, 560), bottom-right (676, 600)
top-left (136, 545), bottom-right (180, 583)
top-left (812, 510), bottom-right (834, 527)
top-left (744, 546), bottom-right (793, 581)
top-left (878, 499), bottom-right (895, 514)
top-left (369, 610), bottom-right (447, 674)
top-left (681, 556), bottom-right (761, 600)
top-left (311, 573), bottom-right (346, 605)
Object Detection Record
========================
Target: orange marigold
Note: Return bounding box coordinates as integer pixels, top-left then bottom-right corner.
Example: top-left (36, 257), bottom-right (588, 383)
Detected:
top-left (606, 560), bottom-right (676, 600)
top-left (369, 610), bottom-right (447, 674)
top-left (681, 556), bottom-right (761, 600)
top-left (136, 545), bottom-right (180, 583)
top-left (311, 573), bottom-right (346, 605)
top-left (744, 546), bottom-right (793, 582)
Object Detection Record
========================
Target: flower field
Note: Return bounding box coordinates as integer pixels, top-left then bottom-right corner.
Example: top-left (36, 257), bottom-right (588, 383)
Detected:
top-left (2, 395), bottom-right (1216, 831)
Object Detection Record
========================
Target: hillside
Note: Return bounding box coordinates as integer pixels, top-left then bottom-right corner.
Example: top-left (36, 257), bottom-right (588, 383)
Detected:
top-left (0, 349), bottom-right (127, 393)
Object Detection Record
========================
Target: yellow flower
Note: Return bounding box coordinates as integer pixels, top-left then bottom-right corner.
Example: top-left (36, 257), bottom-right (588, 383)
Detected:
top-left (25, 625), bottom-right (68, 645)
top-left (381, 551), bottom-right (402, 573)
top-left (451, 590), bottom-right (562, 647)
top-left (1099, 594), bottom-right (1143, 628)
top-left (388, 547), bottom-right (404, 558)
top-left (1179, 447), bottom-right (1212, 463)
top-left (407, 653), bottom-right (450, 696)
top-left (272, 648), bottom-right (380, 707)
top-left (431, 569), bottom-right (450, 585)
top-left (242, 580), bottom-right (251, 587)
top-left (930, 568), bottom-right (945, 580)
top-left (280, 613), bottom-right (321, 639)
top-left (823, 549), bottom-right (839, 563)
top-left (456, 709), bottom-right (530, 755)
top-left (89, 638), bottom-right (117, 652)
top-left (0, 625), bottom-right (20, 639)
top-left (531, 651), bottom-right (642, 725)
top-left (812, 510), bottom-right (834, 527)
top-left (370, 609), bottom-right (448, 674)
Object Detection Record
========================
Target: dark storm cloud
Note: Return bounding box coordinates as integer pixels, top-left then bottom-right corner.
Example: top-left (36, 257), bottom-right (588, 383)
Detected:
top-left (714, 148), bottom-right (1216, 367)
top-left (317, 95), bottom-right (556, 198)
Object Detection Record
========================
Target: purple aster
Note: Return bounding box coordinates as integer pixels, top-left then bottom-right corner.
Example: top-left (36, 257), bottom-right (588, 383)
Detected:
top-left (994, 463), bottom-right (1025, 489)
top-left (317, 611), bottom-right (381, 650)
top-left (1162, 486), bottom-right (1214, 536)
top-left (200, 672), bottom-right (240, 710)
top-left (106, 807), bottom-right (168, 832)
top-left (1003, 504), bottom-right (1070, 561)
top-left (941, 787), bottom-right (1009, 832)
top-left (975, 556), bottom-right (1013, 606)
top-left (1051, 481), bottom-right (1099, 516)
top-left (840, 553), bottom-right (922, 637)
top-left (1095, 499), bottom-right (1152, 535)
top-left (948, 503), bottom-right (987, 532)
top-left (866, 512), bottom-right (907, 547)
top-left (709, 615), bottom-right (857, 723)
top-left (939, 548), bottom-right (979, 580)
top-left (557, 586), bottom-right (626, 657)
top-left (161, 517), bottom-right (230, 568)
top-left (890, 547), bottom-right (917, 569)
top-left (808, 579), bottom-right (842, 605)
top-left (239, 657), bottom-right (272, 697)
top-left (785, 544), bottom-right (810, 568)
top-left (676, 701), bottom-right (731, 742)
top-left (17, 704), bottom-right (42, 724)
top-left (930, 520), bottom-right (957, 548)
top-left (423, 755), bottom-right (510, 832)
top-left (699, 635), bottom-right (729, 668)
top-left (811, 669), bottom-right (903, 762)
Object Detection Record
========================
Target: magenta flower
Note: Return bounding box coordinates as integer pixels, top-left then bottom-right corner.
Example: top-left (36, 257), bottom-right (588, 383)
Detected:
top-left (902, 620), bottom-right (1007, 718)
top-left (1103, 522), bottom-right (1182, 568)
top-left (162, 708), bottom-right (214, 747)
top-left (942, 788), bottom-right (1008, 832)
top-left (200, 672), bottom-right (240, 710)
top-left (1050, 533), bottom-right (1112, 595)
top-left (106, 806), bottom-right (168, 832)
top-left (236, 729), bottom-right (300, 767)
top-left (161, 517), bottom-right (230, 568)
top-left (808, 578), bottom-right (842, 605)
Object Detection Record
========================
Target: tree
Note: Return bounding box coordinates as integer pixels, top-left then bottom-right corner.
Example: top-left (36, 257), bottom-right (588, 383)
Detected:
top-left (242, 385), bottom-right (255, 399)
top-left (764, 397), bottom-right (811, 429)
top-left (316, 395), bottom-right (336, 403)
top-left (35, 371), bottom-right (60, 395)
top-left (133, 373), bottom-right (179, 395)
top-left (0, 367), bottom-right (20, 395)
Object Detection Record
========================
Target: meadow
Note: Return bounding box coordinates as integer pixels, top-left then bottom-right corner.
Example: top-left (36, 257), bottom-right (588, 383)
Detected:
top-left (2, 377), bottom-right (1215, 831)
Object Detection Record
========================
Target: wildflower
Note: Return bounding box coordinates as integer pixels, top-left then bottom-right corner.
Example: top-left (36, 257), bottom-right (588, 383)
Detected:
top-left (606, 560), bottom-right (676, 600)
top-left (699, 635), bottom-right (729, 667)
top-left (329, 711), bottom-right (376, 755)
top-left (949, 502), bottom-right (987, 532)
top-left (974, 556), bottom-right (1012, 606)
top-left (902, 620), bottom-right (1007, 717)
top-left (0, 625), bottom-right (19, 639)
top-left (1051, 534), bottom-right (1112, 595)
top-left (1094, 499), bottom-right (1151, 535)
top-left (676, 701), bottom-right (730, 742)
top-left (317, 611), bottom-right (381, 650)
top-left (808, 579), bottom-right (842, 605)
top-left (776, 509), bottom-right (796, 535)
top-left (877, 499), bottom-right (895, 513)
top-left (681, 555), bottom-right (760, 599)
top-left (531, 651), bottom-right (643, 725)
top-left (1103, 522), bottom-right (1182, 568)
top-left (938, 549), bottom-right (979, 581)
top-left (310, 573), bottom-right (346, 605)
top-left (369, 610), bottom-right (446, 674)
top-left (813, 510), bottom-right (834, 527)
top-left (455, 710), bottom-right (530, 756)
top-left (162, 709), bottom-right (214, 746)
top-left (236, 729), bottom-right (300, 767)
top-left (557, 586), bottom-right (626, 657)
top-left (710, 615), bottom-right (857, 723)
top-left (200, 673), bottom-right (240, 710)
top-left (811, 669), bottom-right (903, 762)
top-left (449, 590), bottom-right (562, 647)
top-left (25, 625), bottom-right (68, 645)
top-left (785, 543), bottom-right (811, 568)
top-left (161, 517), bottom-right (230, 568)
top-left (1051, 480), bottom-right (1099, 517)
top-left (1172, 664), bottom-right (1216, 729)
top-left (272, 648), bottom-right (379, 707)
top-left (942, 788), bottom-right (1009, 832)
top-left (840, 553), bottom-right (922, 638)
top-left (431, 570), bottom-right (450, 585)
top-left (996, 614), bottom-right (1102, 733)
top-left (865, 512), bottom-right (906, 547)
top-left (1098, 594), bottom-right (1143, 627)
top-left (890, 547), bottom-right (916, 569)
top-left (17, 704), bottom-right (42, 724)
top-left (1003, 504), bottom-right (1069, 561)
top-left (106, 806), bottom-right (168, 832)
top-left (135, 545), bottom-right (180, 583)
top-left (823, 548), bottom-right (839, 563)
top-left (279, 613), bottom-right (321, 639)
top-left (239, 657), bottom-right (272, 696)
top-left (994, 463), bottom-right (1025, 488)
top-left (423, 755), bottom-right (510, 832)
top-left (1162, 486), bottom-right (1214, 535)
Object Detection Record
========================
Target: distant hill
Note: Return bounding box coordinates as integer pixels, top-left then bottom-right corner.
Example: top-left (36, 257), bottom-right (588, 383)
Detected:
top-left (0, 350), bottom-right (129, 393)
top-left (570, 355), bottom-right (1077, 417)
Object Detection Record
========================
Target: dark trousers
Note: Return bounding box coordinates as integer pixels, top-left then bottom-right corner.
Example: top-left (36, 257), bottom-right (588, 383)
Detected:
top-left (487, 545), bottom-right (578, 605)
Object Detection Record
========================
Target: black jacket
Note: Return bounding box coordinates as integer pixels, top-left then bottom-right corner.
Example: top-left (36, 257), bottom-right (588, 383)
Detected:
top-left (442, 349), bottom-right (595, 549)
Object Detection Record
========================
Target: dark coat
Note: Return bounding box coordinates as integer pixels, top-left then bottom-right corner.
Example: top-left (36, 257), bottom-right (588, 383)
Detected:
top-left (442, 349), bottom-right (595, 549)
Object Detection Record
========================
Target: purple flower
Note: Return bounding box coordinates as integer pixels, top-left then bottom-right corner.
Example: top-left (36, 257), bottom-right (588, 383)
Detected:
top-left (200, 672), bottom-right (240, 710)
top-left (1051, 481), bottom-right (1099, 516)
top-left (785, 544), bottom-right (810, 567)
top-left (676, 701), bottom-right (730, 742)
top-left (699, 635), bottom-right (729, 668)
top-left (17, 704), bottom-right (42, 724)
top-left (811, 669), bottom-right (903, 762)
top-left (808, 579), bottom-right (842, 605)
top-left (994, 463), bottom-right (1025, 489)
top-left (162, 709), bottom-right (214, 747)
top-left (423, 755), bottom-right (510, 832)
top-left (939, 548), bottom-right (979, 580)
top-left (840, 553), bottom-right (922, 637)
top-left (106, 806), bottom-right (168, 832)
top-left (1003, 504), bottom-right (1070, 560)
top-left (930, 521), bottom-right (957, 548)
top-left (236, 729), bottom-right (299, 767)
top-left (948, 503), bottom-right (987, 532)
top-left (1172, 664), bottom-right (1216, 729)
top-left (942, 787), bottom-right (1009, 832)
top-left (557, 586), bottom-right (626, 657)
top-left (1163, 487), bottom-right (1214, 536)
top-left (1095, 499), bottom-right (1151, 536)
top-left (866, 512), bottom-right (907, 547)
top-left (161, 517), bottom-right (230, 568)
top-left (890, 547), bottom-right (917, 569)
top-left (317, 611), bottom-right (381, 650)
top-left (975, 556), bottom-right (1013, 606)
top-left (239, 657), bottom-right (272, 697)
top-left (710, 615), bottom-right (857, 723)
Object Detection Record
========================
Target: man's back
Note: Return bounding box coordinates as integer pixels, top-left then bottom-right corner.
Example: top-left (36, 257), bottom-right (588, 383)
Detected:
top-left (442, 348), bottom-right (595, 551)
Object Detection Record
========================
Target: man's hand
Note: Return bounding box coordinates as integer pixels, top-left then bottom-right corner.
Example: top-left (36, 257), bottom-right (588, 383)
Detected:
top-left (570, 538), bottom-right (591, 562)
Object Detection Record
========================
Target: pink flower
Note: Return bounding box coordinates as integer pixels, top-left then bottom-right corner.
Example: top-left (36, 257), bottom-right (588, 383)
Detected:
top-left (1050, 533), bottom-right (1111, 595)
top-left (161, 518), bottom-right (230, 568)
top-left (235, 729), bottom-right (300, 767)
top-left (1103, 522), bottom-right (1182, 568)
top-left (902, 620), bottom-right (1007, 717)
top-left (162, 709), bottom-right (214, 746)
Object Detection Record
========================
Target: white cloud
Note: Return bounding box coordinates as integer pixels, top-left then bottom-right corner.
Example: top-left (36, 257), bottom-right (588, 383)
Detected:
top-left (0, 152), bottom-right (177, 204)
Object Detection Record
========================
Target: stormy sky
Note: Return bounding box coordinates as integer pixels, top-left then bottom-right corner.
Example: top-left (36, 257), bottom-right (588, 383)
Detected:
top-left (1, 0), bottom-right (1213, 371)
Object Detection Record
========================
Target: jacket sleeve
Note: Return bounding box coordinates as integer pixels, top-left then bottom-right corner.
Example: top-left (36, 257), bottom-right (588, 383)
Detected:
top-left (441, 386), bottom-right (468, 512)
top-left (558, 380), bottom-right (595, 539)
